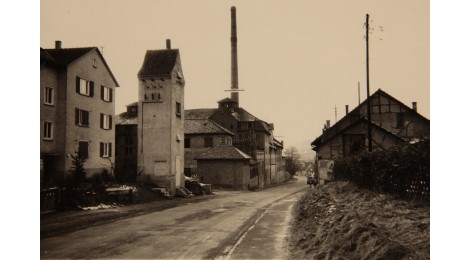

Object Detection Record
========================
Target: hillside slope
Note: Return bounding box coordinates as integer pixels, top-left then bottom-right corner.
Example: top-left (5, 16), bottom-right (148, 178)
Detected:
top-left (288, 181), bottom-right (430, 259)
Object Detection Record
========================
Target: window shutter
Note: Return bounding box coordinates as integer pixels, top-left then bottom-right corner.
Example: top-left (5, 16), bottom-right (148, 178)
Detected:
top-left (109, 116), bottom-right (112, 129)
top-left (75, 108), bottom-right (79, 125)
top-left (110, 88), bottom-right (113, 102)
top-left (76, 77), bottom-right (80, 93)
top-left (83, 110), bottom-right (89, 126)
top-left (101, 86), bottom-right (104, 100)
top-left (90, 81), bottom-right (94, 97)
top-left (100, 113), bottom-right (103, 129)
top-left (109, 143), bottom-right (112, 157)
top-left (100, 142), bottom-right (104, 157)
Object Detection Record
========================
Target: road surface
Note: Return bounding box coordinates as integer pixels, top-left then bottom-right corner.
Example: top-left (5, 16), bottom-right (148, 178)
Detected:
top-left (41, 176), bottom-right (307, 259)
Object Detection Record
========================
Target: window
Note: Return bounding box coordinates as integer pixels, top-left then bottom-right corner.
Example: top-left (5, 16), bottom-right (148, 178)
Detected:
top-left (101, 86), bottom-right (112, 102)
top-left (221, 137), bottom-right (226, 145)
top-left (76, 77), bottom-right (94, 97)
top-left (396, 113), bottom-right (405, 129)
top-left (43, 122), bottom-right (53, 140)
top-left (184, 138), bottom-right (191, 148)
top-left (44, 87), bottom-right (53, 105)
top-left (75, 108), bottom-right (89, 126)
top-left (204, 137), bottom-right (213, 148)
top-left (92, 59), bottom-right (97, 68)
top-left (176, 102), bottom-right (181, 117)
top-left (100, 113), bottom-right (112, 130)
top-left (78, 141), bottom-right (89, 158)
top-left (100, 142), bottom-right (112, 158)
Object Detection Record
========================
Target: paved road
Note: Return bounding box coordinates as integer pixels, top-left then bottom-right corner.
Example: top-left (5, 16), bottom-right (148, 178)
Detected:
top-left (41, 176), bottom-right (307, 259)
top-left (223, 192), bottom-right (304, 259)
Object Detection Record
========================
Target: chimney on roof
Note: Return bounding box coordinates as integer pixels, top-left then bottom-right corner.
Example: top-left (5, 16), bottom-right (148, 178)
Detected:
top-left (230, 6), bottom-right (239, 104)
top-left (166, 39), bottom-right (172, 50)
top-left (326, 120), bottom-right (330, 128)
top-left (345, 105), bottom-right (349, 115)
top-left (55, 41), bottom-right (62, 50)
top-left (412, 102), bottom-right (417, 112)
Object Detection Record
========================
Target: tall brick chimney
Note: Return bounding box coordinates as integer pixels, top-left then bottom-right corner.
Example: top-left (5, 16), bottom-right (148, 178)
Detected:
top-left (166, 39), bottom-right (171, 50)
top-left (345, 105), bottom-right (349, 115)
top-left (55, 40), bottom-right (62, 50)
top-left (230, 6), bottom-right (239, 104)
top-left (412, 102), bottom-right (417, 111)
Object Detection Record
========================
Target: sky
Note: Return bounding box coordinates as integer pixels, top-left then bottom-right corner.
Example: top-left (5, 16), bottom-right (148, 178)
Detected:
top-left (40, 0), bottom-right (430, 154)
top-left (4, 1), bottom-right (470, 257)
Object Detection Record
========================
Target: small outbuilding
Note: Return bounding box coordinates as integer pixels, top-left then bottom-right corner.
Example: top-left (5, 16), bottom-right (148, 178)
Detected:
top-left (194, 145), bottom-right (258, 190)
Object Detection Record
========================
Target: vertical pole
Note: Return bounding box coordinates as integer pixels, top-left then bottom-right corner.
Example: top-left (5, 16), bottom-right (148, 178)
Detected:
top-left (366, 14), bottom-right (372, 152)
top-left (358, 81), bottom-right (361, 105)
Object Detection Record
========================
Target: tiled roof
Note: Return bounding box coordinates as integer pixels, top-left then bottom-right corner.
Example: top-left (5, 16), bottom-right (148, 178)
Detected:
top-left (41, 47), bottom-right (120, 88)
top-left (231, 107), bottom-right (257, 121)
top-left (184, 109), bottom-right (217, 120)
top-left (185, 120), bottom-right (234, 135)
top-left (115, 112), bottom-right (138, 125)
top-left (217, 97), bottom-right (237, 103)
top-left (42, 47), bottom-right (96, 66)
top-left (138, 49), bottom-right (178, 76)
top-left (311, 118), bottom-right (406, 149)
top-left (195, 145), bottom-right (252, 160)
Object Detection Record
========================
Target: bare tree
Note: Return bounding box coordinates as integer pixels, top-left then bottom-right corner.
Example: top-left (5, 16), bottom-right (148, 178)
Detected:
top-left (284, 146), bottom-right (302, 177)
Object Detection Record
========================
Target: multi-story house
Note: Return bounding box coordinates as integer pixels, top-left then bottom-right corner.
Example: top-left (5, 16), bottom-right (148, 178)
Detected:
top-left (40, 41), bottom-right (119, 187)
top-left (311, 88), bottom-right (430, 160)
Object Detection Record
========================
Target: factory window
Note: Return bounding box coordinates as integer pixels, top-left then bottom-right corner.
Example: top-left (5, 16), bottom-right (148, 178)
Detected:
top-left (204, 137), bottom-right (213, 147)
top-left (184, 138), bottom-right (191, 148)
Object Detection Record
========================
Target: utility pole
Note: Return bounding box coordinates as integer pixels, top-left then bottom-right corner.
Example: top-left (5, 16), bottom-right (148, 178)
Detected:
top-left (358, 81), bottom-right (361, 105)
top-left (334, 105), bottom-right (338, 122)
top-left (366, 14), bottom-right (372, 152)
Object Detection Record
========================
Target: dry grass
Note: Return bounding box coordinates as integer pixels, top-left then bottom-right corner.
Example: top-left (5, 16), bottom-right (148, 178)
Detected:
top-left (288, 181), bottom-right (429, 260)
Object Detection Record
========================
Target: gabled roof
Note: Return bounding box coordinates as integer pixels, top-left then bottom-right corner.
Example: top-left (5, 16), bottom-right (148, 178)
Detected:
top-left (138, 49), bottom-right (179, 76)
top-left (115, 111), bottom-right (138, 125)
top-left (41, 47), bottom-right (120, 88)
top-left (311, 118), bottom-right (406, 150)
top-left (184, 109), bottom-right (217, 120)
top-left (195, 145), bottom-right (252, 160)
top-left (312, 88), bottom-right (429, 147)
top-left (349, 88), bottom-right (430, 121)
top-left (231, 107), bottom-right (257, 121)
top-left (185, 119), bottom-right (234, 136)
top-left (42, 47), bottom-right (95, 66)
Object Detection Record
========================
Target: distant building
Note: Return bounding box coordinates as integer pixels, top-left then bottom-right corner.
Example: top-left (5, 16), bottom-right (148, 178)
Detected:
top-left (40, 41), bottom-right (119, 186)
top-left (183, 114), bottom-right (235, 177)
top-left (195, 145), bottom-right (258, 190)
top-left (136, 40), bottom-right (185, 195)
top-left (311, 88), bottom-right (430, 159)
top-left (185, 99), bottom-right (286, 188)
top-left (115, 102), bottom-right (138, 182)
top-left (311, 89), bottom-right (430, 183)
